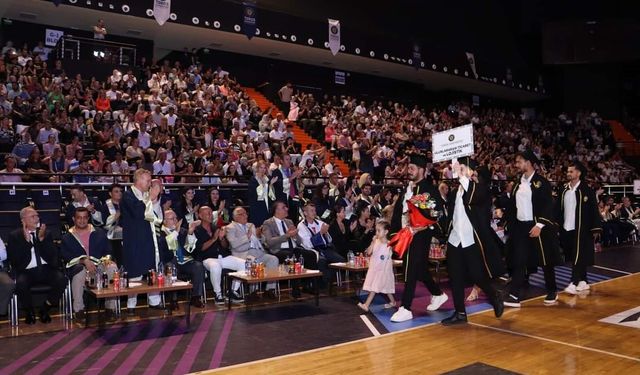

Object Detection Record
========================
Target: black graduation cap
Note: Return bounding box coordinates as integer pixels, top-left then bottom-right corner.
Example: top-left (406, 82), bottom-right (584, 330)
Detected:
top-left (571, 160), bottom-right (587, 178)
top-left (517, 149), bottom-right (540, 166)
top-left (409, 154), bottom-right (428, 168)
top-left (458, 156), bottom-right (478, 170)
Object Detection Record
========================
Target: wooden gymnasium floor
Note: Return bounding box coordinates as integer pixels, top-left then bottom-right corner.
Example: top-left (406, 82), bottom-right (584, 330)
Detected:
top-left (198, 272), bottom-right (640, 375)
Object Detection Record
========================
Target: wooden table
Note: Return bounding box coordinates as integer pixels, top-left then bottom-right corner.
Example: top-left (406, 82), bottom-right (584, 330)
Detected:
top-left (226, 270), bottom-right (323, 310)
top-left (329, 259), bottom-right (404, 286)
top-left (84, 281), bottom-right (193, 329)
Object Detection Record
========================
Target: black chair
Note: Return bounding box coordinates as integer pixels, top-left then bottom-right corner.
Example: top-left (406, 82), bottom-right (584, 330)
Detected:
top-left (38, 210), bottom-right (63, 241)
top-left (0, 188), bottom-right (28, 211)
top-left (30, 188), bottom-right (63, 210)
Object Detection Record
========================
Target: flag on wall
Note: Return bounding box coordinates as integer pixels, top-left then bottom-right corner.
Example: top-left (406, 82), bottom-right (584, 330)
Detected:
top-left (328, 19), bottom-right (340, 56)
top-left (465, 52), bottom-right (478, 79)
top-left (154, 0), bottom-right (171, 26)
top-left (412, 43), bottom-right (421, 70)
top-left (243, 1), bottom-right (257, 40)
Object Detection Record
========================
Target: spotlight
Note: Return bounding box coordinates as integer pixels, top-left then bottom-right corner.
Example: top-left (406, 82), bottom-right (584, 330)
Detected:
top-left (308, 39), bottom-right (314, 45)
top-left (290, 35), bottom-right (296, 42)
top-left (384, 54), bottom-right (388, 60)
top-left (234, 24), bottom-right (241, 32)
top-left (443, 67), bottom-right (448, 72)
top-left (355, 48), bottom-right (360, 54)
top-left (369, 51), bottom-right (375, 57)
top-left (121, 4), bottom-right (130, 13)
top-left (340, 45), bottom-right (345, 51)
top-left (192, 17), bottom-right (199, 25)
top-left (170, 13), bottom-right (177, 21)
top-left (146, 9), bottom-right (153, 17)
top-left (432, 64), bottom-right (437, 69)
top-left (213, 21), bottom-right (220, 28)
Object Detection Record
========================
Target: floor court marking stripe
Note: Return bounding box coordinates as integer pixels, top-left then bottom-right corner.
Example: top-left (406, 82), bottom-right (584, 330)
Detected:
top-left (469, 322), bottom-right (640, 363)
top-left (359, 315), bottom-right (381, 337)
top-left (210, 310), bottom-right (238, 369)
top-left (593, 265), bottom-right (632, 275)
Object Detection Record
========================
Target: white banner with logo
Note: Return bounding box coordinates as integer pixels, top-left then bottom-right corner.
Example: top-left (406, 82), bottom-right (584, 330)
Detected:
top-left (432, 124), bottom-right (474, 163)
top-left (45, 29), bottom-right (64, 47)
top-left (634, 180), bottom-right (640, 195)
top-left (466, 52), bottom-right (478, 79)
top-left (154, 0), bottom-right (171, 26)
top-left (328, 19), bottom-right (340, 56)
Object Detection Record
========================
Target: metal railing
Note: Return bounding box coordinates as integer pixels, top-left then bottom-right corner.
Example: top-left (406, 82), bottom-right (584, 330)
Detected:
top-left (55, 35), bottom-right (137, 66)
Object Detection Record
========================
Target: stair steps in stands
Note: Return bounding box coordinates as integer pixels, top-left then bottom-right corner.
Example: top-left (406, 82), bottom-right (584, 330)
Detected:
top-left (243, 87), bottom-right (349, 175)
top-left (608, 120), bottom-right (640, 156)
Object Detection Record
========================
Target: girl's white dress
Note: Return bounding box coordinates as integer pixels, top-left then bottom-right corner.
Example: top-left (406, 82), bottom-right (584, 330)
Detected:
top-left (362, 240), bottom-right (396, 294)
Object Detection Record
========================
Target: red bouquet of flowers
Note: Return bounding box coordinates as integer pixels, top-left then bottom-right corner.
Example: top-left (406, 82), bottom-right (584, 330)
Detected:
top-left (389, 193), bottom-right (438, 258)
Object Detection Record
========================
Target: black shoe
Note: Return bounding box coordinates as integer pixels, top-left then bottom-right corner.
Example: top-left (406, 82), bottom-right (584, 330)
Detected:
top-left (441, 312), bottom-right (468, 326)
top-left (126, 308), bottom-right (136, 316)
top-left (74, 310), bottom-right (86, 321)
top-left (543, 291), bottom-right (558, 305)
top-left (492, 290), bottom-right (505, 318)
top-left (39, 309), bottom-right (52, 324)
top-left (104, 309), bottom-right (117, 322)
top-left (214, 295), bottom-right (226, 305)
top-left (190, 296), bottom-right (205, 308)
top-left (229, 291), bottom-right (244, 303)
top-left (25, 309), bottom-right (37, 325)
top-left (503, 294), bottom-right (521, 308)
top-left (264, 290), bottom-right (277, 300)
top-left (169, 300), bottom-right (179, 311)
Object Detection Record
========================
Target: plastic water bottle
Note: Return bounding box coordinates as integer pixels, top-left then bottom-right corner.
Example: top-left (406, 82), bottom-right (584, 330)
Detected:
top-left (347, 251), bottom-right (355, 266)
top-left (299, 255), bottom-right (305, 271)
top-left (171, 263), bottom-right (178, 284)
top-left (245, 258), bottom-right (252, 274)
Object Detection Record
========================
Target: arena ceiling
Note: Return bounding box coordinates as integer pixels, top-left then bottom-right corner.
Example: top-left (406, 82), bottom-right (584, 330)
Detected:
top-left (1, 0), bottom-right (546, 102)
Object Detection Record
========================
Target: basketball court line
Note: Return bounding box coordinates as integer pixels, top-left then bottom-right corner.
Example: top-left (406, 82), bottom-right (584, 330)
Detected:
top-left (593, 265), bottom-right (632, 275)
top-left (468, 321), bottom-right (640, 363)
top-left (359, 315), bottom-right (381, 336)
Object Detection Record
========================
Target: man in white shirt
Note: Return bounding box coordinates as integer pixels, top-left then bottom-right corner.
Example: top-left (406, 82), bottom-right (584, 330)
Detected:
top-left (558, 161), bottom-right (601, 295)
top-left (0, 154), bottom-right (24, 183)
top-left (296, 202), bottom-right (345, 285)
top-left (165, 107), bottom-right (178, 127)
top-left (504, 150), bottom-right (561, 308)
top-left (278, 82), bottom-right (293, 105)
top-left (32, 42), bottom-right (49, 62)
top-left (138, 123), bottom-right (151, 149)
top-left (153, 150), bottom-right (172, 177)
top-left (442, 158), bottom-right (504, 326)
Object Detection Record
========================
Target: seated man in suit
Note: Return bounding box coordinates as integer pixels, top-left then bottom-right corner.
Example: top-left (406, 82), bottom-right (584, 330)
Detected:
top-left (61, 207), bottom-right (116, 320)
top-left (158, 209), bottom-right (206, 309)
top-left (0, 237), bottom-right (15, 319)
top-left (225, 207), bottom-right (279, 298)
top-left (65, 184), bottom-right (104, 227)
top-left (262, 201), bottom-right (322, 297)
top-left (297, 202), bottom-right (346, 286)
top-left (194, 206), bottom-right (245, 305)
top-left (7, 207), bottom-right (66, 324)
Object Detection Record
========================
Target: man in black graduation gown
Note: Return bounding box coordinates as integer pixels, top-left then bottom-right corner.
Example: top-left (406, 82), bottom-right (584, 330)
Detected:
top-left (504, 150), bottom-right (562, 308)
top-left (557, 161), bottom-right (602, 294)
top-left (441, 157), bottom-right (504, 325)
top-left (390, 154), bottom-right (449, 323)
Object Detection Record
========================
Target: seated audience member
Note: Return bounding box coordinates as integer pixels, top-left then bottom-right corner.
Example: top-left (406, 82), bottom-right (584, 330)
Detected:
top-left (0, 236), bottom-right (15, 319)
top-left (61, 207), bottom-right (115, 320)
top-left (328, 205), bottom-right (357, 258)
top-left (158, 209), bottom-right (205, 308)
top-left (7, 207), bottom-right (66, 324)
top-left (24, 147), bottom-right (49, 182)
top-left (352, 203), bottom-right (376, 253)
top-left (102, 183), bottom-right (124, 263)
top-left (262, 201), bottom-right (321, 297)
top-left (297, 202), bottom-right (346, 285)
top-left (599, 201), bottom-right (621, 246)
top-left (0, 154), bottom-right (24, 182)
top-left (66, 184), bottom-right (104, 227)
top-left (194, 206), bottom-right (244, 304)
top-left (225, 207), bottom-right (278, 298)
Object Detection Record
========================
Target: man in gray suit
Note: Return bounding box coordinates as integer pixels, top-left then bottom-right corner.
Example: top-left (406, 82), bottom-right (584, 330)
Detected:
top-left (225, 207), bottom-right (278, 297)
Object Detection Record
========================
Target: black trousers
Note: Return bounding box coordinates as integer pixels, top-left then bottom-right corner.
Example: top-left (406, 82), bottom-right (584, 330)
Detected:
top-left (401, 234), bottom-right (443, 309)
top-left (176, 260), bottom-right (205, 297)
top-left (0, 270), bottom-right (15, 315)
top-left (560, 230), bottom-right (588, 284)
top-left (508, 221), bottom-right (557, 298)
top-left (447, 243), bottom-right (496, 313)
top-left (16, 266), bottom-right (66, 310)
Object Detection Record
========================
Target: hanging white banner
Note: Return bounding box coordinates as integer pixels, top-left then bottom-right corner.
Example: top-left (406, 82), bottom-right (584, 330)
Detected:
top-left (466, 52), bottom-right (478, 79)
top-left (328, 19), bottom-right (340, 56)
top-left (154, 0), bottom-right (171, 26)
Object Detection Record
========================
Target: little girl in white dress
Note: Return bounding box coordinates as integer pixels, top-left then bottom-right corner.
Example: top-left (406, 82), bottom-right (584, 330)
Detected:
top-left (358, 220), bottom-right (396, 312)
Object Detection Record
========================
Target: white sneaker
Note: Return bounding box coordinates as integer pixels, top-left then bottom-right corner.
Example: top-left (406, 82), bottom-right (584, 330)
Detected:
top-left (564, 283), bottom-right (578, 295)
top-left (576, 281), bottom-right (590, 291)
top-left (427, 293), bottom-right (449, 311)
top-left (390, 307), bottom-right (413, 322)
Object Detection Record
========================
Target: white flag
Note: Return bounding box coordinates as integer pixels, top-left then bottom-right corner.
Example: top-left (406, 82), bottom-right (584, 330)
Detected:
top-left (154, 0), bottom-right (171, 26)
top-left (465, 52), bottom-right (478, 79)
top-left (328, 19), bottom-right (340, 56)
